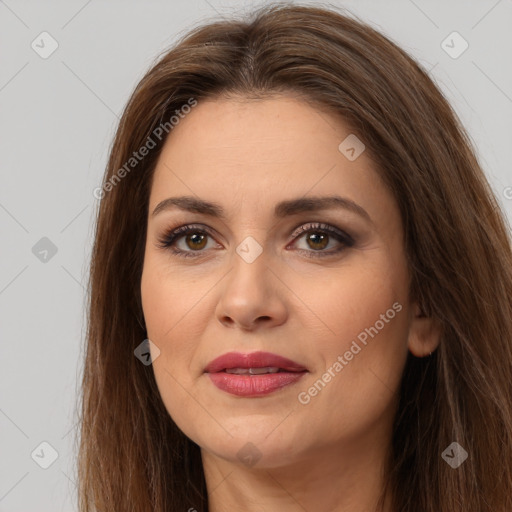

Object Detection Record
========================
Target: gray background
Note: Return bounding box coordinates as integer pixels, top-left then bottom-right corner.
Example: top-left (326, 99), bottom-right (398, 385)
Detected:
top-left (1, 0), bottom-right (511, 510)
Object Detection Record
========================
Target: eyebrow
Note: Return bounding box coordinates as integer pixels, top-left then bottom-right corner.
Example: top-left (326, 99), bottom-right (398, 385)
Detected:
top-left (151, 195), bottom-right (373, 224)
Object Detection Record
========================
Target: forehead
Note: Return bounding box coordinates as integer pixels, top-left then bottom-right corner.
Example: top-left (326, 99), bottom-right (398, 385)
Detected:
top-left (149, 95), bottom-right (390, 222)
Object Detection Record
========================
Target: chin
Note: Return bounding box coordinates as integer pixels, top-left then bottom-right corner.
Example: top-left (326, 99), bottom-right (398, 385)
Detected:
top-left (197, 425), bottom-right (307, 470)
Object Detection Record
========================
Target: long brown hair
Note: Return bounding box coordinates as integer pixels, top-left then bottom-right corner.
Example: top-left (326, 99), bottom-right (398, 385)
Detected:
top-left (77, 3), bottom-right (512, 511)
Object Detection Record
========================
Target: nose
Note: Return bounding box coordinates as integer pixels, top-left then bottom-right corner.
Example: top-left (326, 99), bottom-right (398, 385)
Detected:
top-left (215, 246), bottom-right (288, 331)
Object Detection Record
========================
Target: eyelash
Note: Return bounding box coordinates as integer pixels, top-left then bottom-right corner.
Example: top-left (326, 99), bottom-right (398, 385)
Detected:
top-left (156, 222), bottom-right (355, 259)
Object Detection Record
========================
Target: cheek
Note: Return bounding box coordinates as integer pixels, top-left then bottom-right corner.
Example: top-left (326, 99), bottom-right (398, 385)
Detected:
top-left (140, 251), bottom-right (209, 349)
top-left (290, 248), bottom-right (409, 354)
top-left (140, 258), bottom-right (214, 437)
top-left (291, 255), bottom-right (410, 438)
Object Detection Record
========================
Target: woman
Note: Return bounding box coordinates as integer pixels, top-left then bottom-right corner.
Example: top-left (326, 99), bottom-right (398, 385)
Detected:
top-left (77, 3), bottom-right (512, 511)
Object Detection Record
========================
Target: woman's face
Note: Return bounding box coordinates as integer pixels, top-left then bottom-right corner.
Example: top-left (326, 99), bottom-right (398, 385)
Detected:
top-left (140, 94), bottom-right (433, 469)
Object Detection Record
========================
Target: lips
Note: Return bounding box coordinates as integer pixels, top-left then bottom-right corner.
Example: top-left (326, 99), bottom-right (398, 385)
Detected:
top-left (204, 351), bottom-right (307, 374)
top-left (204, 351), bottom-right (308, 397)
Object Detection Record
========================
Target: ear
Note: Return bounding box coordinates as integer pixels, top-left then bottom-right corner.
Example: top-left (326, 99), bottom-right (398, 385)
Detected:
top-left (407, 302), bottom-right (442, 357)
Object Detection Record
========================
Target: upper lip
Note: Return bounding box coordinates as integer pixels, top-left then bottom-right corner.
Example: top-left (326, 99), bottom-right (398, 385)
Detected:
top-left (204, 351), bottom-right (308, 373)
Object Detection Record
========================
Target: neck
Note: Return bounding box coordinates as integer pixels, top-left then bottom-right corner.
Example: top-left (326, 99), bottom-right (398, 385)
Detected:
top-left (201, 430), bottom-right (393, 512)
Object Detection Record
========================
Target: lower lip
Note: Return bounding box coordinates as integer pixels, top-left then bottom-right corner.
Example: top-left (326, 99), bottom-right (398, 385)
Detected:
top-left (207, 371), bottom-right (307, 396)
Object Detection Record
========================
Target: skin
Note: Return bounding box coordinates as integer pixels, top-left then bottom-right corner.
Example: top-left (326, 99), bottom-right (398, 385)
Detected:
top-left (140, 94), bottom-right (440, 512)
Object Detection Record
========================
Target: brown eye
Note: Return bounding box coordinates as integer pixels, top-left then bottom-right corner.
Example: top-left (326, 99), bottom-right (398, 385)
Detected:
top-left (156, 224), bottom-right (217, 258)
top-left (290, 222), bottom-right (355, 258)
top-left (184, 232), bottom-right (208, 250)
top-left (157, 222), bottom-right (355, 260)
top-left (304, 232), bottom-right (329, 251)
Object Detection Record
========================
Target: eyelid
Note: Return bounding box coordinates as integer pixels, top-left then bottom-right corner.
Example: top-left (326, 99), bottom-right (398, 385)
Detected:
top-left (289, 221), bottom-right (354, 244)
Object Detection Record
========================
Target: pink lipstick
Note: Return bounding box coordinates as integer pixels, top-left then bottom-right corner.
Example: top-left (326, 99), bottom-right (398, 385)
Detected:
top-left (204, 351), bottom-right (308, 397)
